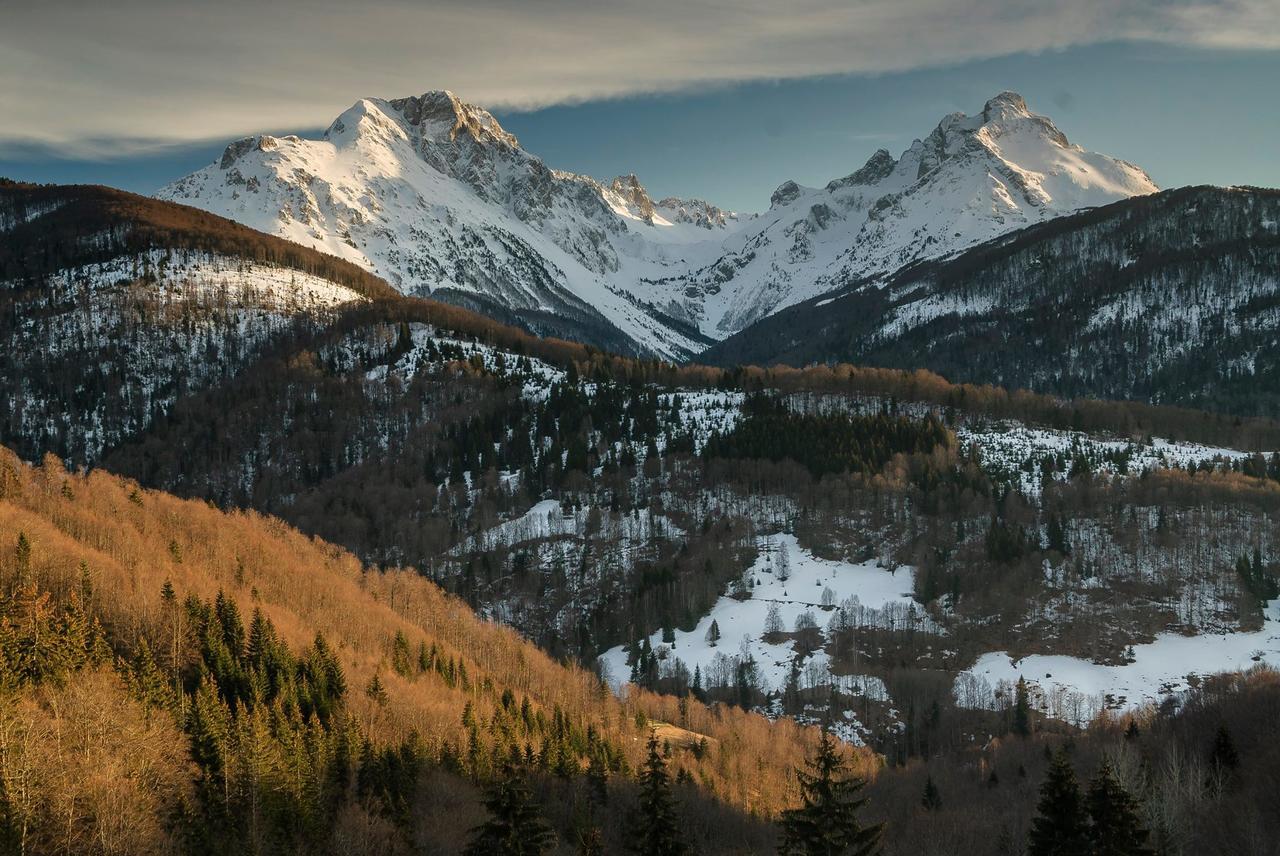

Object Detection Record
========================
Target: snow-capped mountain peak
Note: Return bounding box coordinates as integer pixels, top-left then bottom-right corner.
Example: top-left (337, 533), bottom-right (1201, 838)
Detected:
top-left (162, 90), bottom-right (1158, 359)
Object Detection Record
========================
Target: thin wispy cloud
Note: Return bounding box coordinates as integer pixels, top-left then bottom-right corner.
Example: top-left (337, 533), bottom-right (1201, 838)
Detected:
top-left (3, 0), bottom-right (1277, 153)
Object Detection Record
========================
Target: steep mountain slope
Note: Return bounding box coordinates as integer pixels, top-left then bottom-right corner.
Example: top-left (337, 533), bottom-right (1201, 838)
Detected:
top-left (648, 91), bottom-right (1157, 335)
top-left (0, 181), bottom-right (394, 461)
top-left (703, 186), bottom-right (1280, 417)
top-left (159, 92), bottom-right (725, 359)
top-left (159, 91), bottom-right (1154, 357)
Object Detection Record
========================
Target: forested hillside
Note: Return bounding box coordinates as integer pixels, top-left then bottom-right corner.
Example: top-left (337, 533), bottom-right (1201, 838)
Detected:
top-left (0, 447), bottom-right (864, 854)
top-left (705, 186), bottom-right (1280, 418)
top-left (4, 449), bottom-right (1279, 855)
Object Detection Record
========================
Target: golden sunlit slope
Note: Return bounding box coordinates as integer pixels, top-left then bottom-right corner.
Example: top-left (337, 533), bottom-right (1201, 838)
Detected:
top-left (0, 448), bottom-right (876, 853)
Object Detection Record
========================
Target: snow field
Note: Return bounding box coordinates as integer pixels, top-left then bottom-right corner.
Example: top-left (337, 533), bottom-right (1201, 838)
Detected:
top-left (955, 598), bottom-right (1280, 724)
top-left (599, 533), bottom-right (918, 694)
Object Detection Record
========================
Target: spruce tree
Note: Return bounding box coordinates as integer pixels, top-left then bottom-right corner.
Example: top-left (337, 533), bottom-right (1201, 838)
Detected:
top-left (1210, 724), bottom-right (1239, 772)
top-left (1086, 760), bottom-right (1153, 856)
top-left (630, 732), bottom-right (688, 856)
top-left (464, 766), bottom-right (557, 856)
top-left (778, 730), bottom-right (882, 856)
top-left (1012, 677), bottom-right (1032, 737)
top-left (920, 776), bottom-right (941, 811)
top-left (1027, 749), bottom-right (1088, 856)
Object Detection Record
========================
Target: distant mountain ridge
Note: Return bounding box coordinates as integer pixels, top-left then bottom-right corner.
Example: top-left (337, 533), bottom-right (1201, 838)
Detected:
top-left (159, 90), bottom-right (1156, 358)
top-left (702, 185), bottom-right (1280, 418)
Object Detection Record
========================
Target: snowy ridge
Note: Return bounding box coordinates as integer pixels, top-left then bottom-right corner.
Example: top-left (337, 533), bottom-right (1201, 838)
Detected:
top-left (160, 91), bottom-right (1155, 357)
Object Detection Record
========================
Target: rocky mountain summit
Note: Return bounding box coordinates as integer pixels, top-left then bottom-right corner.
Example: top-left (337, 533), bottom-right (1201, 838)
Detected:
top-left (162, 90), bottom-right (1156, 358)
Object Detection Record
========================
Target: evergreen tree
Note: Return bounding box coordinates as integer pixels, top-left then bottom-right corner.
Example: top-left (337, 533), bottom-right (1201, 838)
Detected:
top-left (1012, 677), bottom-right (1032, 737)
top-left (630, 732), bottom-right (688, 856)
top-left (705, 620), bottom-right (720, 646)
top-left (464, 766), bottom-right (557, 856)
top-left (1027, 750), bottom-right (1088, 856)
top-left (14, 531), bottom-right (32, 585)
top-left (777, 730), bottom-right (882, 856)
top-left (1210, 724), bottom-right (1239, 772)
top-left (920, 776), bottom-right (941, 811)
top-left (1046, 514), bottom-right (1070, 555)
top-left (1086, 760), bottom-right (1153, 856)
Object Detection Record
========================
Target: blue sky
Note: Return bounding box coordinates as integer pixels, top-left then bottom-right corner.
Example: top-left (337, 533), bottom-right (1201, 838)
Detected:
top-left (2, 23), bottom-right (1277, 213)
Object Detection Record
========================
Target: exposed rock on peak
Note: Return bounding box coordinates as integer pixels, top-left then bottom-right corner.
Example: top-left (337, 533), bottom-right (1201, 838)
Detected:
top-left (656, 197), bottom-right (737, 229)
top-left (389, 90), bottom-right (520, 149)
top-left (220, 135), bottom-right (280, 169)
top-left (163, 89), bottom-right (1159, 360)
top-left (608, 174), bottom-right (657, 222)
top-left (982, 90), bottom-right (1029, 120)
top-left (770, 180), bottom-right (804, 209)
top-left (827, 149), bottom-right (897, 191)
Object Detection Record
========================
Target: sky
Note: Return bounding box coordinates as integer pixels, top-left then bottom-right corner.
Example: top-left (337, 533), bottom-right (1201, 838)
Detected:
top-left (2, 0), bottom-right (1278, 212)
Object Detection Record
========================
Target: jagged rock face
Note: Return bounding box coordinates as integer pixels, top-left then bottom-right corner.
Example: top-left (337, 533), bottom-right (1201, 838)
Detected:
top-left (701, 186), bottom-right (1280, 418)
top-left (655, 197), bottom-right (736, 229)
top-left (657, 90), bottom-right (1158, 335)
top-left (162, 90), bottom-right (1155, 357)
top-left (607, 174), bottom-right (657, 223)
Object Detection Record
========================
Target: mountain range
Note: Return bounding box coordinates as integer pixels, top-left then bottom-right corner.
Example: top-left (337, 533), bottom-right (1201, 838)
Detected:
top-left (5, 87), bottom-right (1280, 850)
top-left (159, 90), bottom-right (1158, 361)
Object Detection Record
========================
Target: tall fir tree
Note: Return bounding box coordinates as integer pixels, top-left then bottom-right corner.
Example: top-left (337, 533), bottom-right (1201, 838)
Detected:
top-left (1210, 724), bottom-right (1239, 772)
top-left (630, 732), bottom-right (689, 856)
top-left (1027, 749), bottom-right (1088, 856)
top-left (920, 776), bottom-right (941, 812)
top-left (1012, 677), bottom-right (1032, 737)
top-left (1086, 760), bottom-right (1153, 856)
top-left (464, 766), bottom-right (557, 856)
top-left (777, 730), bottom-right (882, 856)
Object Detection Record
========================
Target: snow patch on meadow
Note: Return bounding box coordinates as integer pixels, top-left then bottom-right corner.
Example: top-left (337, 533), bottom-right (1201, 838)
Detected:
top-left (956, 598), bottom-right (1280, 722)
top-left (599, 533), bottom-right (919, 694)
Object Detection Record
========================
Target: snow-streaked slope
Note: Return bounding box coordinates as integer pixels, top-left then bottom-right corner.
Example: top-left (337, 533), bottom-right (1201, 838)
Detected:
top-left (161, 90), bottom-right (1155, 356)
top-left (5, 250), bottom-right (366, 462)
top-left (159, 92), bottom-right (719, 360)
top-left (654, 92), bottom-right (1158, 335)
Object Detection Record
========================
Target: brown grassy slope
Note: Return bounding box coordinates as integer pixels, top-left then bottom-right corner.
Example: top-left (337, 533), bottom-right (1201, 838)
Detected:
top-left (0, 447), bottom-right (876, 817)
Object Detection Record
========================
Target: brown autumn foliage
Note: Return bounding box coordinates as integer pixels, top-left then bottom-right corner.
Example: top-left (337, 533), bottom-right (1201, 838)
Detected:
top-left (0, 447), bottom-right (876, 826)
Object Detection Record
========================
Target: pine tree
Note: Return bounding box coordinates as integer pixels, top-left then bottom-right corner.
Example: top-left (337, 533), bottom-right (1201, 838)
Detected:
top-left (1027, 749), bottom-right (1088, 856)
top-left (14, 531), bottom-right (32, 586)
top-left (777, 730), bottom-right (882, 856)
top-left (1210, 724), bottom-right (1239, 772)
top-left (1012, 677), bottom-right (1032, 737)
top-left (920, 776), bottom-right (941, 811)
top-left (365, 672), bottom-right (389, 706)
top-left (586, 749), bottom-right (610, 806)
top-left (391, 630), bottom-right (413, 677)
top-left (464, 766), bottom-right (557, 856)
top-left (1086, 760), bottom-right (1153, 856)
top-left (630, 732), bottom-right (688, 856)
top-left (705, 620), bottom-right (720, 646)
